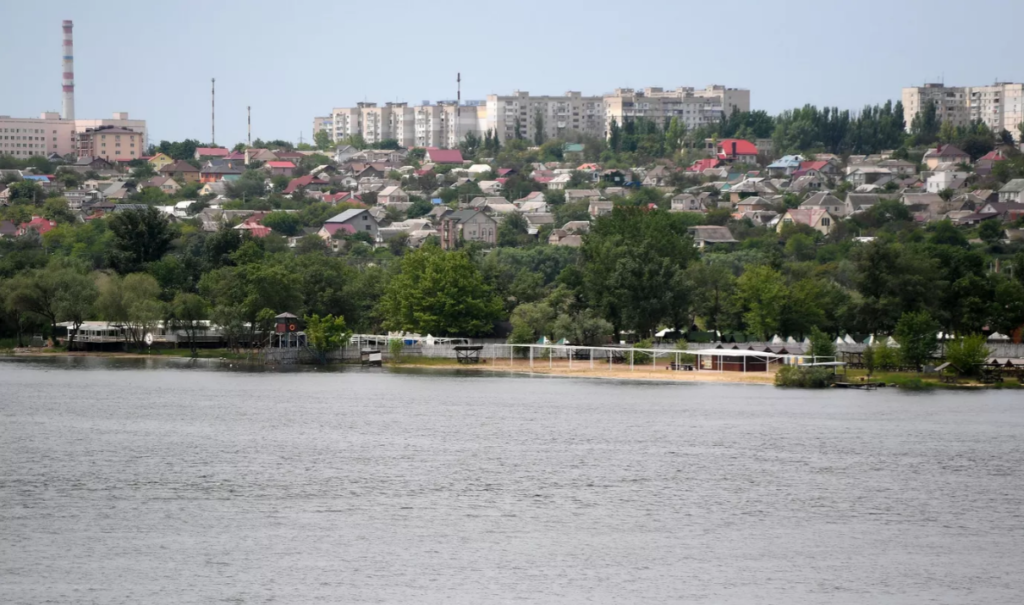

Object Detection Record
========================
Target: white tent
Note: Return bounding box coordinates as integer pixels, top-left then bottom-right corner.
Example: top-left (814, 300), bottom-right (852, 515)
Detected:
top-left (886, 336), bottom-right (898, 347)
top-left (834, 337), bottom-right (845, 345)
top-left (843, 334), bottom-right (857, 345)
top-left (988, 332), bottom-right (1011, 342)
top-left (771, 335), bottom-right (784, 344)
top-left (786, 336), bottom-right (798, 344)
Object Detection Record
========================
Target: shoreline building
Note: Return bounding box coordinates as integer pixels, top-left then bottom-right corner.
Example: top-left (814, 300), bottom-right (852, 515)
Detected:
top-left (318, 84), bottom-right (750, 148)
top-left (903, 82), bottom-right (1024, 140)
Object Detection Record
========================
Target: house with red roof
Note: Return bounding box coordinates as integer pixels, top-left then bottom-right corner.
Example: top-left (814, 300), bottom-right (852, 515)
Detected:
top-left (320, 191), bottom-right (365, 206)
top-left (687, 158), bottom-right (723, 173)
top-left (233, 212), bottom-right (273, 238)
top-left (717, 139), bottom-right (759, 164)
top-left (283, 175), bottom-right (328, 195)
top-left (425, 148), bottom-right (464, 164)
top-left (264, 161), bottom-right (296, 177)
top-left (17, 216), bottom-right (57, 237)
top-left (195, 147), bottom-right (230, 161)
top-left (799, 160), bottom-right (837, 175)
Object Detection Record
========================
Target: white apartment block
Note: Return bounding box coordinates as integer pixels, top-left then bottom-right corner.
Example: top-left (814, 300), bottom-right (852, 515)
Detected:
top-left (321, 84), bottom-right (750, 148)
top-left (604, 85), bottom-right (751, 135)
top-left (312, 115), bottom-right (333, 136)
top-left (903, 83), bottom-right (1024, 140)
top-left (74, 112), bottom-right (147, 150)
top-left (485, 91), bottom-right (605, 143)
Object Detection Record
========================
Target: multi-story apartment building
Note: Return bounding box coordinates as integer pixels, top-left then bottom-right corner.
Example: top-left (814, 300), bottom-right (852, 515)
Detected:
top-left (312, 116), bottom-right (333, 137)
top-left (75, 112), bottom-right (147, 150)
top-left (321, 84), bottom-right (750, 148)
top-left (0, 112), bottom-right (77, 157)
top-left (902, 84), bottom-right (971, 129)
top-left (604, 85), bottom-right (750, 135)
top-left (76, 126), bottom-right (143, 161)
top-left (969, 83), bottom-right (1024, 139)
top-left (903, 83), bottom-right (1024, 140)
top-left (485, 91), bottom-right (605, 143)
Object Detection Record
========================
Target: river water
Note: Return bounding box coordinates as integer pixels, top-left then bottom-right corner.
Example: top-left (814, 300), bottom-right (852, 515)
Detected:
top-left (1, 357), bottom-right (1022, 604)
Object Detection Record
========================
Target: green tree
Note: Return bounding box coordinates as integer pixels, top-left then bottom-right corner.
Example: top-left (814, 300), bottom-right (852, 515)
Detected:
top-left (735, 265), bottom-right (788, 340)
top-left (107, 206), bottom-right (174, 273)
top-left (42, 197), bottom-right (77, 224)
top-left (303, 313), bottom-right (352, 364)
top-left (97, 273), bottom-right (164, 351)
top-left (893, 311), bottom-right (940, 371)
top-left (497, 212), bottom-right (530, 247)
top-left (808, 326), bottom-right (836, 359)
top-left (944, 334), bottom-right (991, 377)
top-left (551, 309), bottom-right (612, 346)
top-left (170, 292), bottom-right (209, 357)
top-left (977, 220), bottom-right (1004, 244)
top-left (260, 211), bottom-right (302, 236)
top-left (313, 130), bottom-right (333, 151)
top-left (863, 344), bottom-right (877, 377)
top-left (509, 301), bottom-right (556, 343)
top-left (380, 247), bottom-right (502, 336)
top-left (533, 109), bottom-right (546, 146)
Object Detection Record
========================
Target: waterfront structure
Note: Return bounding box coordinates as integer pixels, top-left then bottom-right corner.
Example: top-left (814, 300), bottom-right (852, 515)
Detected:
top-left (903, 82), bottom-right (1024, 140)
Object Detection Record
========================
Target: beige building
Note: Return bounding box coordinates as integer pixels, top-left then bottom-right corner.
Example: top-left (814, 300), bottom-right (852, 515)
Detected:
top-left (485, 90), bottom-right (605, 143)
top-left (0, 112), bottom-right (77, 157)
top-left (604, 85), bottom-right (750, 135)
top-left (903, 83), bottom-right (1024, 140)
top-left (75, 112), bottom-right (147, 150)
top-left (77, 126), bottom-right (143, 161)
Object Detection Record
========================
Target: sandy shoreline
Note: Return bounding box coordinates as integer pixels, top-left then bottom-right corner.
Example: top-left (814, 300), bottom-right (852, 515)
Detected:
top-left (5, 350), bottom-right (775, 385)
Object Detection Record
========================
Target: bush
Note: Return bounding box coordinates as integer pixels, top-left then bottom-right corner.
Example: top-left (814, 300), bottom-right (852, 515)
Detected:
top-left (775, 365), bottom-right (835, 388)
top-left (632, 338), bottom-right (653, 364)
top-left (944, 334), bottom-right (992, 377)
top-left (387, 339), bottom-right (404, 364)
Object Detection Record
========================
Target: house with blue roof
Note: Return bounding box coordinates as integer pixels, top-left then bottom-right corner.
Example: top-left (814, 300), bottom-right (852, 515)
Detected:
top-left (766, 155), bottom-right (806, 177)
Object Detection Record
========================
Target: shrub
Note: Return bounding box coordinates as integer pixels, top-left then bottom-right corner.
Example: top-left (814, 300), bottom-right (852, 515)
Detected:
top-left (775, 365), bottom-right (836, 388)
top-left (944, 335), bottom-right (992, 377)
top-left (632, 338), bottom-right (653, 365)
top-left (387, 338), bottom-right (404, 364)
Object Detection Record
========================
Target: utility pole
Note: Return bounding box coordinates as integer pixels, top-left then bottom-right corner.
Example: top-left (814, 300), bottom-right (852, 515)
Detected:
top-left (455, 72), bottom-right (461, 149)
top-left (211, 78), bottom-right (216, 145)
top-left (247, 106), bottom-right (252, 147)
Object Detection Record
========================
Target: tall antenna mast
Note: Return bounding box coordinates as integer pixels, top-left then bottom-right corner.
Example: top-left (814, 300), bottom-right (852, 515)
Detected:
top-left (247, 106), bottom-right (251, 147)
top-left (456, 72), bottom-right (461, 148)
top-left (211, 78), bottom-right (216, 145)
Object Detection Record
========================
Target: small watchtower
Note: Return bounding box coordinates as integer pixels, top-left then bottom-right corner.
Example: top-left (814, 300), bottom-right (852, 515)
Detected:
top-left (271, 312), bottom-right (306, 348)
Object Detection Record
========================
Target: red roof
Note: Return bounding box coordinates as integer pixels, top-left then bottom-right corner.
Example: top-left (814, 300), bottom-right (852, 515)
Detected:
top-left (283, 175), bottom-right (327, 194)
top-left (196, 147), bottom-right (230, 157)
top-left (717, 139), bottom-right (758, 158)
top-left (979, 150), bottom-right (1006, 162)
top-left (225, 151), bottom-right (247, 160)
top-left (266, 161), bottom-right (296, 169)
top-left (425, 148), bottom-right (464, 164)
top-left (800, 160), bottom-right (829, 171)
top-left (18, 216), bottom-right (56, 236)
top-left (688, 158), bottom-right (722, 172)
top-left (242, 226), bottom-right (273, 238)
top-left (321, 223), bottom-right (356, 237)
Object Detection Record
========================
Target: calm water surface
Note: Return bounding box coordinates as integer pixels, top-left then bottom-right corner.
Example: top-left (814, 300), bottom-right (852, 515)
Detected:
top-left (1, 357), bottom-right (1023, 604)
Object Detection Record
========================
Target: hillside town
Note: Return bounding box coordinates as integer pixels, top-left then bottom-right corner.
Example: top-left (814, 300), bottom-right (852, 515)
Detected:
top-left (3, 20), bottom-right (1024, 377)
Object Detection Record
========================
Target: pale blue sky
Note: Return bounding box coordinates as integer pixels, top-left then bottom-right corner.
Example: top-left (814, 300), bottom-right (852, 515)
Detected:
top-left (2, 0), bottom-right (1021, 147)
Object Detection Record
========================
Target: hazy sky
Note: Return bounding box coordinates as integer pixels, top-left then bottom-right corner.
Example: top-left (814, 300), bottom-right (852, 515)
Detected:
top-left (2, 0), bottom-right (1022, 147)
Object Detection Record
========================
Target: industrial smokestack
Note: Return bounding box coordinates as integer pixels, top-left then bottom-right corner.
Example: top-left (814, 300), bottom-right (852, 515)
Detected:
top-left (62, 20), bottom-right (75, 121)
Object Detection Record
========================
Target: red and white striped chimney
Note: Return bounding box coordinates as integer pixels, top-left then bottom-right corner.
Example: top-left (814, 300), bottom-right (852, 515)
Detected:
top-left (62, 20), bottom-right (75, 121)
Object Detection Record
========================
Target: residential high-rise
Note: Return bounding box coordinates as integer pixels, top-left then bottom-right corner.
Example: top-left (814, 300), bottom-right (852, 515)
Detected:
top-left (903, 82), bottom-right (1024, 140)
top-left (604, 86), bottom-right (750, 136)
top-left (320, 84), bottom-right (750, 148)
